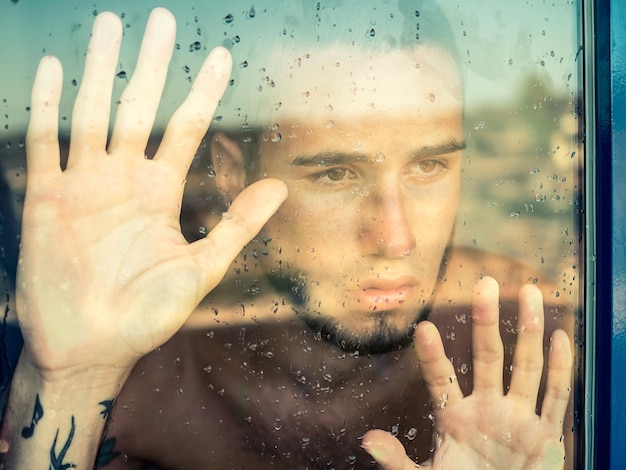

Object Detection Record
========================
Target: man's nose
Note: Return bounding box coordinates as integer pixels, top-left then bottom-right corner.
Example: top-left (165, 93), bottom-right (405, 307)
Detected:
top-left (359, 183), bottom-right (417, 258)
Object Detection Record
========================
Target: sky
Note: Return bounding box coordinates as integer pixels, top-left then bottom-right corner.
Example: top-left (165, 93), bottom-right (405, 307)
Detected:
top-left (0, 0), bottom-right (583, 134)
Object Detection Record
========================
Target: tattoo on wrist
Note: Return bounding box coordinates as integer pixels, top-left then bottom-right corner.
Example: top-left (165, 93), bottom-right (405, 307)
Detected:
top-left (95, 437), bottom-right (120, 469)
top-left (99, 400), bottom-right (113, 420)
top-left (21, 394), bottom-right (44, 439)
top-left (50, 415), bottom-right (76, 470)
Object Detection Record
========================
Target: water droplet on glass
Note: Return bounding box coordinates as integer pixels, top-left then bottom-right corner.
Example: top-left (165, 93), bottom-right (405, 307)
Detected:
top-left (367, 28), bottom-right (375, 37)
top-left (270, 131), bottom-right (282, 143)
top-left (247, 5), bottom-right (256, 18)
top-left (223, 14), bottom-right (234, 24)
top-left (325, 120), bottom-right (335, 129)
top-left (199, 226), bottom-right (208, 235)
top-left (474, 120), bottom-right (485, 130)
top-left (390, 425), bottom-right (399, 437)
top-left (274, 418), bottom-right (283, 430)
top-left (221, 212), bottom-right (233, 220)
top-left (404, 427), bottom-right (418, 441)
top-left (459, 363), bottom-right (468, 374)
top-left (116, 70), bottom-right (127, 79)
top-left (239, 60), bottom-right (248, 68)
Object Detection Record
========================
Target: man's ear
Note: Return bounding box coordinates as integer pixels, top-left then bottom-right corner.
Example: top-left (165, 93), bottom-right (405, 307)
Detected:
top-left (210, 132), bottom-right (247, 205)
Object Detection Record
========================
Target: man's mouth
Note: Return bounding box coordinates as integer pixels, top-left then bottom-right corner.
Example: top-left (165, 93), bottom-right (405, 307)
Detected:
top-left (355, 277), bottom-right (419, 311)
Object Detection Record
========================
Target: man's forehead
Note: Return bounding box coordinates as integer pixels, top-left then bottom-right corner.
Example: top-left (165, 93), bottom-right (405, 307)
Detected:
top-left (259, 45), bottom-right (462, 125)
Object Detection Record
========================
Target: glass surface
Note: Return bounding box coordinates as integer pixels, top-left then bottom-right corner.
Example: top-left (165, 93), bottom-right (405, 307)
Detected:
top-left (0, 0), bottom-right (585, 467)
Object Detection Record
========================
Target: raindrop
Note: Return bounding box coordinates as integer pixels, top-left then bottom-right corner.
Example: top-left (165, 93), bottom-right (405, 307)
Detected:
top-left (474, 120), bottom-right (485, 130)
top-left (190, 41), bottom-right (201, 51)
top-left (459, 363), bottom-right (468, 374)
top-left (116, 70), bottom-right (127, 79)
top-left (367, 28), bottom-right (375, 37)
top-left (404, 427), bottom-right (418, 441)
top-left (325, 120), bottom-right (335, 129)
top-left (239, 60), bottom-right (249, 68)
top-left (270, 131), bottom-right (282, 143)
top-left (71, 79), bottom-right (77, 86)
top-left (247, 5), bottom-right (256, 19)
top-left (509, 211), bottom-right (521, 218)
top-left (390, 425), bottom-right (399, 437)
top-left (199, 226), bottom-right (208, 235)
top-left (428, 93), bottom-right (436, 102)
top-left (223, 13), bottom-right (234, 24)
top-left (274, 418), bottom-right (283, 430)
top-left (414, 10), bottom-right (420, 17)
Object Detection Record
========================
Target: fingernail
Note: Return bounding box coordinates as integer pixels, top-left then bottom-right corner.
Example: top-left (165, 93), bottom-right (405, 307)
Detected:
top-left (362, 440), bottom-right (387, 463)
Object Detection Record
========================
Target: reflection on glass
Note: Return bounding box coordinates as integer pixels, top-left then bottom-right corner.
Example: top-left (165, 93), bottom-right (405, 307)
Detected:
top-left (0, 0), bottom-right (583, 468)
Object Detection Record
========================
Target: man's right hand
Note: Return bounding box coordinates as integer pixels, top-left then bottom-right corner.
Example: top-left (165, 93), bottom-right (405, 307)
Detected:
top-left (1, 8), bottom-right (285, 469)
top-left (17, 8), bottom-right (286, 381)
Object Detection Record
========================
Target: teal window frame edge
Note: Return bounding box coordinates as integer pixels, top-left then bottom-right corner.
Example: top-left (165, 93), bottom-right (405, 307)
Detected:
top-left (590, 0), bottom-right (626, 467)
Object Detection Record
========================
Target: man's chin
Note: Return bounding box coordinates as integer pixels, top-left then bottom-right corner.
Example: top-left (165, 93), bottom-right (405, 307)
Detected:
top-left (296, 306), bottom-right (432, 355)
top-left (264, 271), bottom-right (434, 354)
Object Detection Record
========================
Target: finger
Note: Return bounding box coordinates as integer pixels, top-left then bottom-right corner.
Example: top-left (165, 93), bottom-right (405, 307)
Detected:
top-left (190, 178), bottom-right (288, 300)
top-left (108, 8), bottom-right (176, 155)
top-left (470, 276), bottom-right (504, 395)
top-left (414, 321), bottom-right (464, 410)
top-left (26, 55), bottom-right (63, 182)
top-left (540, 329), bottom-right (572, 429)
top-left (362, 429), bottom-right (422, 470)
top-left (508, 283), bottom-right (545, 406)
top-left (67, 12), bottom-right (122, 165)
top-left (154, 46), bottom-right (232, 176)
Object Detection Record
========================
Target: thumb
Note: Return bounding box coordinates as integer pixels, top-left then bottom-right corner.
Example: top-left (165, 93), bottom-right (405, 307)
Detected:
top-left (191, 177), bottom-right (287, 294)
top-left (362, 429), bottom-right (427, 469)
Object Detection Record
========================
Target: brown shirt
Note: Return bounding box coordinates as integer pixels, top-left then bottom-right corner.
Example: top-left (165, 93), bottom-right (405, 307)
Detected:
top-left (102, 246), bottom-right (575, 469)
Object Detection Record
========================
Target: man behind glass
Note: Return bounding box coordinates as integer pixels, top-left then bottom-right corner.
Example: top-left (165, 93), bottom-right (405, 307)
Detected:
top-left (0, 2), bottom-right (573, 469)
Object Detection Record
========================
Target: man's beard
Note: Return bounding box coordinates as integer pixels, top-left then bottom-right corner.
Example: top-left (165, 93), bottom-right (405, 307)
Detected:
top-left (265, 274), bottom-right (435, 355)
top-left (264, 244), bottom-right (451, 355)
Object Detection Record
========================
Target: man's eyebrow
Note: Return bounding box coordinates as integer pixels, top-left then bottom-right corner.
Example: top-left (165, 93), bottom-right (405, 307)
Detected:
top-left (291, 152), bottom-right (374, 167)
top-left (409, 138), bottom-right (467, 160)
top-left (290, 138), bottom-right (466, 167)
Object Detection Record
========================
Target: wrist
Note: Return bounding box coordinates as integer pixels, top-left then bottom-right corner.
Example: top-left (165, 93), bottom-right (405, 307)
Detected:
top-left (18, 346), bottom-right (134, 393)
top-left (0, 351), bottom-right (130, 468)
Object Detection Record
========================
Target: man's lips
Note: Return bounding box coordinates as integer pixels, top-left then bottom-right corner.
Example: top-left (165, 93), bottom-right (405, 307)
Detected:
top-left (355, 276), bottom-right (419, 311)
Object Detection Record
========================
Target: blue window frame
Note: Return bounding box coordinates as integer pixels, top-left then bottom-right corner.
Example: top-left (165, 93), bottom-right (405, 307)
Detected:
top-left (593, 0), bottom-right (626, 467)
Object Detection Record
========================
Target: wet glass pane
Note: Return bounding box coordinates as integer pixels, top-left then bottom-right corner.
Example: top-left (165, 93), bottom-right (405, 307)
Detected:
top-left (0, 0), bottom-right (585, 468)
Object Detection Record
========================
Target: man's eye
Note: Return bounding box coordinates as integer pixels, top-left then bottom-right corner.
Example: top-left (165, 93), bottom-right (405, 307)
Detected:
top-left (309, 167), bottom-right (356, 184)
top-left (418, 159), bottom-right (440, 173)
top-left (404, 158), bottom-right (448, 183)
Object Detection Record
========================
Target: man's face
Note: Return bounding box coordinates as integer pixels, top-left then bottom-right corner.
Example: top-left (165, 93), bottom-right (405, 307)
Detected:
top-left (253, 46), bottom-right (464, 353)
